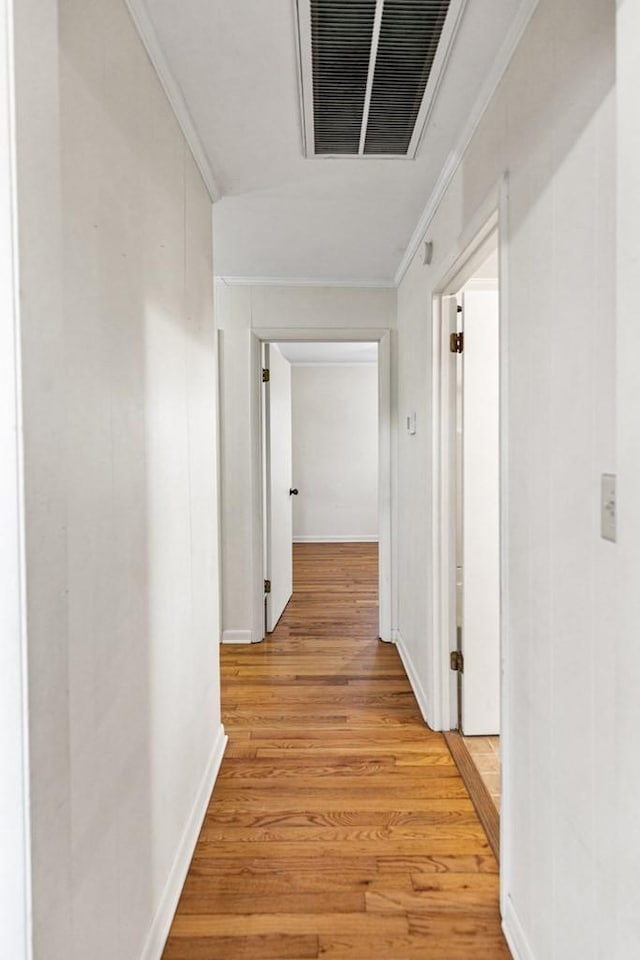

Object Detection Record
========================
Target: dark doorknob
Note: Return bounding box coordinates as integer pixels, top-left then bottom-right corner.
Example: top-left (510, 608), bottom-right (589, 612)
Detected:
top-left (289, 488), bottom-right (299, 496)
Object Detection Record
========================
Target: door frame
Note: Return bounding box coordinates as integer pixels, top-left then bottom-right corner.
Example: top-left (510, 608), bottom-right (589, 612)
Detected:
top-left (250, 328), bottom-right (393, 644)
top-left (261, 342), bottom-right (294, 633)
top-left (432, 208), bottom-right (502, 731)
top-left (430, 176), bottom-right (511, 910)
top-left (0, 0), bottom-right (32, 953)
top-left (431, 189), bottom-right (507, 729)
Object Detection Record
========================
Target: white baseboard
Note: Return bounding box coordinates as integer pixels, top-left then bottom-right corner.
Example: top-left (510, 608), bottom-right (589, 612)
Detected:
top-left (395, 632), bottom-right (430, 724)
top-left (293, 535), bottom-right (379, 543)
top-left (503, 895), bottom-right (536, 960)
top-left (221, 629), bottom-right (253, 644)
top-left (140, 724), bottom-right (228, 960)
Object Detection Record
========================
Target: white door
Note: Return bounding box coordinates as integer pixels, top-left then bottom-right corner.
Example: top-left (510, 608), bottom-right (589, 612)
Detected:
top-left (264, 344), bottom-right (293, 632)
top-left (459, 287), bottom-right (501, 735)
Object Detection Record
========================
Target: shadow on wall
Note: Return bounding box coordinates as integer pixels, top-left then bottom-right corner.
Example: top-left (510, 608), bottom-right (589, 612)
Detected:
top-left (23, 2), bottom-right (220, 958)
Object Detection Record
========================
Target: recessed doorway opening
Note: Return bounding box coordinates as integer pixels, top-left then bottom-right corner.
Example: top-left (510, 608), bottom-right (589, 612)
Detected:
top-left (254, 332), bottom-right (392, 645)
top-left (432, 206), bottom-right (505, 861)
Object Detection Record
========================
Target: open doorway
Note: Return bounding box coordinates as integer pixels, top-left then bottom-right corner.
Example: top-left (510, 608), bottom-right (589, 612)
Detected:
top-left (435, 217), bottom-right (503, 857)
top-left (261, 341), bottom-right (379, 635)
top-left (452, 246), bottom-right (501, 802)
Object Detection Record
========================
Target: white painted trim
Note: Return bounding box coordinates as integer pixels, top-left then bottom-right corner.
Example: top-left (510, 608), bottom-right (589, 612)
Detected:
top-left (438, 210), bottom-right (499, 296)
top-left (430, 178), bottom-right (514, 924)
top-left (395, 633), bottom-right (430, 724)
top-left (293, 535), bottom-right (378, 543)
top-left (215, 276), bottom-right (396, 289)
top-left (289, 361), bottom-right (378, 368)
top-left (251, 334), bottom-right (267, 645)
top-left (464, 277), bottom-right (498, 292)
top-left (122, 0), bottom-right (222, 202)
top-left (496, 175), bottom-right (513, 919)
top-left (377, 331), bottom-right (392, 642)
top-left (253, 328), bottom-right (391, 343)
top-left (140, 725), bottom-right (227, 960)
top-left (394, 0), bottom-right (539, 285)
top-left (0, 0), bottom-right (32, 954)
top-left (430, 290), bottom-right (454, 732)
top-left (430, 195), bottom-right (502, 734)
top-left (502, 896), bottom-right (536, 960)
top-left (221, 629), bottom-right (253, 644)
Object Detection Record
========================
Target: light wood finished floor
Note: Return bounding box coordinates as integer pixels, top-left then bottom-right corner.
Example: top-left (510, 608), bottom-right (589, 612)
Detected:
top-left (163, 543), bottom-right (511, 960)
top-left (463, 736), bottom-right (501, 811)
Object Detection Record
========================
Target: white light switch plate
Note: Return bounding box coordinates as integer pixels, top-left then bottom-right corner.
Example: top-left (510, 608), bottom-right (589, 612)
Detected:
top-left (601, 474), bottom-right (616, 542)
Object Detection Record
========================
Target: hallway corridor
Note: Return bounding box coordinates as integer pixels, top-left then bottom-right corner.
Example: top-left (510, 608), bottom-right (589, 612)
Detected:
top-left (162, 544), bottom-right (510, 959)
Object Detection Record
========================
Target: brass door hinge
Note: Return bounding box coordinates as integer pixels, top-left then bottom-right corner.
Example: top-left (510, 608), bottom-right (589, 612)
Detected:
top-left (264, 579), bottom-right (271, 594)
top-left (450, 650), bottom-right (464, 672)
top-left (449, 332), bottom-right (464, 354)
top-left (262, 368), bottom-right (270, 383)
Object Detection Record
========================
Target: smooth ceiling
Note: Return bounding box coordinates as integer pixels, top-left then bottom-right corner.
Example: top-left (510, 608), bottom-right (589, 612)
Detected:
top-left (276, 342), bottom-right (378, 364)
top-left (142, 0), bottom-right (529, 282)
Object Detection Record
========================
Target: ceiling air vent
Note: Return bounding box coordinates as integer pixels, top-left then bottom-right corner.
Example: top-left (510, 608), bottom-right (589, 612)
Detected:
top-left (296, 0), bottom-right (465, 159)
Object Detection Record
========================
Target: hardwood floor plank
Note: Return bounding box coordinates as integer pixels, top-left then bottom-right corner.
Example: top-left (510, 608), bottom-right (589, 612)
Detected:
top-left (168, 913), bottom-right (409, 938)
top-left (252, 744), bottom-right (452, 758)
top-left (190, 838), bottom-right (492, 859)
top-left (365, 885), bottom-right (500, 915)
top-left (207, 782), bottom-right (472, 801)
top-left (161, 543), bottom-right (509, 959)
top-left (198, 823), bottom-right (489, 845)
top-left (163, 934), bottom-right (319, 960)
top-left (184, 856), bottom-right (379, 879)
top-left (317, 931), bottom-right (509, 960)
top-left (175, 891), bottom-right (366, 915)
top-left (377, 854), bottom-right (498, 875)
top-left (202, 797), bottom-right (476, 816)
top-left (202, 803), bottom-right (477, 826)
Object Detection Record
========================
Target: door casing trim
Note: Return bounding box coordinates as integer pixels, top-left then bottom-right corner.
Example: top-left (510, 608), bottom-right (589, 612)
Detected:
top-left (249, 329), bottom-right (394, 644)
top-left (429, 175), bottom-right (511, 918)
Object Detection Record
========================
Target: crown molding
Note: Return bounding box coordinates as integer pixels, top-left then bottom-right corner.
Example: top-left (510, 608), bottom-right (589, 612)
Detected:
top-left (394, 0), bottom-right (539, 286)
top-left (123, 0), bottom-right (223, 202)
top-left (214, 276), bottom-right (396, 289)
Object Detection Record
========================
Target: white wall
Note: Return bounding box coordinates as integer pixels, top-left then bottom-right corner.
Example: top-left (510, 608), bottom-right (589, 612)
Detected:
top-left (13, 0), bottom-right (224, 957)
top-left (217, 283), bottom-right (395, 642)
top-left (0, 1), bottom-right (31, 956)
top-left (292, 364), bottom-right (378, 542)
top-left (395, 0), bottom-right (618, 956)
top-left (616, 2), bottom-right (640, 953)
top-left (229, 284), bottom-right (396, 334)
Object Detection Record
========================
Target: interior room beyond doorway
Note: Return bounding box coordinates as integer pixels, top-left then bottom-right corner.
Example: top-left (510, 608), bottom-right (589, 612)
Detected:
top-left (262, 340), bottom-right (380, 635)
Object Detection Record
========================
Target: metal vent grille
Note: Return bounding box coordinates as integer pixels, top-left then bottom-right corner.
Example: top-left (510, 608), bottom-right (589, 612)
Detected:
top-left (311, 0), bottom-right (377, 154)
top-left (364, 0), bottom-right (451, 155)
top-left (297, 0), bottom-right (460, 159)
